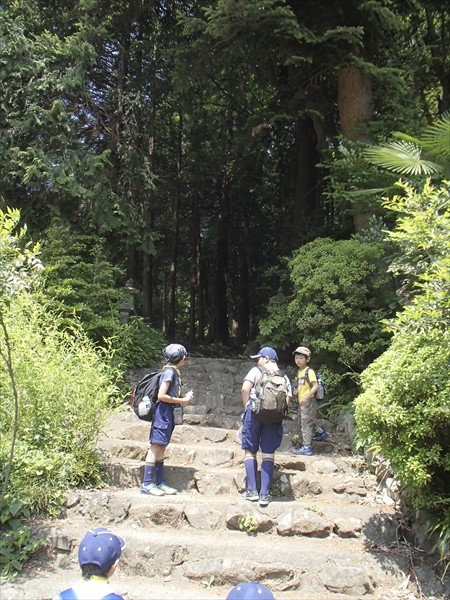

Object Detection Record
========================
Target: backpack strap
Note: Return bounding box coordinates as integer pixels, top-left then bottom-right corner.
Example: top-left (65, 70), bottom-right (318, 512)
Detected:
top-left (304, 367), bottom-right (313, 389)
top-left (162, 365), bottom-right (181, 397)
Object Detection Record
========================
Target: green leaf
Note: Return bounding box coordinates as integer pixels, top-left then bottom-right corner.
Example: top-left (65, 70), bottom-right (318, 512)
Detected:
top-left (364, 141), bottom-right (443, 175)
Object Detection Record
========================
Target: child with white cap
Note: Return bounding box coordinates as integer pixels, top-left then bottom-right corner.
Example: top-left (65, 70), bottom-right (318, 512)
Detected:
top-left (292, 346), bottom-right (327, 455)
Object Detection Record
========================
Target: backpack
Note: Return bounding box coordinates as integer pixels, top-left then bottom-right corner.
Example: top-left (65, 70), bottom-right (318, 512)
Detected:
top-left (253, 367), bottom-right (289, 423)
top-left (305, 367), bottom-right (327, 401)
top-left (130, 366), bottom-right (175, 422)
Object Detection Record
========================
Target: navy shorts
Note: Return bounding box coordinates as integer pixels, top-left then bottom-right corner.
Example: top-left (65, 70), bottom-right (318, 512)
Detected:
top-left (150, 402), bottom-right (174, 446)
top-left (241, 407), bottom-right (283, 454)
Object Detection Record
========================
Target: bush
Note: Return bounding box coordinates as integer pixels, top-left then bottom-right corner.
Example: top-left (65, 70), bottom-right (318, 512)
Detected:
top-left (0, 294), bottom-right (120, 514)
top-left (354, 328), bottom-right (450, 514)
top-left (39, 220), bottom-right (165, 372)
top-left (258, 237), bottom-right (396, 403)
top-left (354, 180), bottom-right (450, 563)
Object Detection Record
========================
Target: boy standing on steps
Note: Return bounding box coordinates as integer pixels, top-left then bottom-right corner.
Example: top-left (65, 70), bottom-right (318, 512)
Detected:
top-left (240, 347), bottom-right (292, 507)
top-left (140, 343), bottom-right (193, 496)
top-left (292, 346), bottom-right (327, 456)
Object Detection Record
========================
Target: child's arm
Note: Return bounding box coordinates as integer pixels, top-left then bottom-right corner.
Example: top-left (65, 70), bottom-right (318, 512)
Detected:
top-left (299, 380), bottom-right (319, 405)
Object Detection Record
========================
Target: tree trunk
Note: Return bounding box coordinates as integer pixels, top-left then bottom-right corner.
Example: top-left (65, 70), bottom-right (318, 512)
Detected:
top-left (209, 112), bottom-right (232, 346)
top-left (189, 190), bottom-right (201, 345)
top-left (142, 251), bottom-right (152, 321)
top-left (338, 63), bottom-right (373, 232)
top-left (294, 116), bottom-right (319, 240)
top-left (236, 237), bottom-right (250, 345)
top-left (126, 244), bottom-right (138, 288)
top-left (166, 114), bottom-right (182, 339)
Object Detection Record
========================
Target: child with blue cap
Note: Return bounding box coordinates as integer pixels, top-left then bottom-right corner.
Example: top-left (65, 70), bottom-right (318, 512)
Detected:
top-left (54, 527), bottom-right (126, 600)
top-left (227, 581), bottom-right (276, 599)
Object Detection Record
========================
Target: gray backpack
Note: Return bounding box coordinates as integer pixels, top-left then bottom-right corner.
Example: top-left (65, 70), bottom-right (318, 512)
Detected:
top-left (253, 367), bottom-right (288, 423)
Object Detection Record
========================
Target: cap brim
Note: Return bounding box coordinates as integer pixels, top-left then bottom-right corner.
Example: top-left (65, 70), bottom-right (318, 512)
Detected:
top-left (250, 354), bottom-right (261, 359)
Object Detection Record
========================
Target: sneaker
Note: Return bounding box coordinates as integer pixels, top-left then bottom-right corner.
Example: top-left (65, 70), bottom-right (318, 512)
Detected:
top-left (292, 445), bottom-right (312, 456)
top-left (157, 482), bottom-right (177, 495)
top-left (242, 489), bottom-right (259, 502)
top-left (259, 493), bottom-right (271, 507)
top-left (312, 430), bottom-right (328, 442)
top-left (140, 482), bottom-right (165, 496)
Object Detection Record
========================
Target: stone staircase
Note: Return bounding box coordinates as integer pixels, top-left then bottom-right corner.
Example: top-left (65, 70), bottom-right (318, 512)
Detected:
top-left (2, 357), bottom-right (449, 600)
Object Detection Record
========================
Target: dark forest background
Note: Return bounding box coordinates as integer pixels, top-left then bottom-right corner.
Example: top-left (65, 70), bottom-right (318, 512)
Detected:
top-left (1, 0), bottom-right (448, 351)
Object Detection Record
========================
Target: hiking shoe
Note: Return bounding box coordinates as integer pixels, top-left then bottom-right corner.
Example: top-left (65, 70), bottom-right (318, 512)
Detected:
top-left (157, 482), bottom-right (177, 495)
top-left (259, 493), bottom-right (271, 507)
top-left (242, 489), bottom-right (259, 501)
top-left (140, 482), bottom-right (165, 496)
top-left (312, 430), bottom-right (328, 442)
top-left (292, 445), bottom-right (312, 456)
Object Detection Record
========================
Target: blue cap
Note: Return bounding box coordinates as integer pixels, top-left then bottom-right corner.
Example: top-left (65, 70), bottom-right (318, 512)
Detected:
top-left (78, 528), bottom-right (126, 572)
top-left (250, 347), bottom-right (278, 361)
top-left (226, 581), bottom-right (276, 600)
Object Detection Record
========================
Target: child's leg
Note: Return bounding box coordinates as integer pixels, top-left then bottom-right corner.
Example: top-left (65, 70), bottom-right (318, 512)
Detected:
top-left (143, 444), bottom-right (165, 484)
top-left (260, 453), bottom-right (274, 494)
top-left (300, 397), bottom-right (317, 447)
top-left (244, 450), bottom-right (258, 491)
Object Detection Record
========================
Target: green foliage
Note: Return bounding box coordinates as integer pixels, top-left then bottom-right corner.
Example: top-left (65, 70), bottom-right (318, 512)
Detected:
top-left (0, 498), bottom-right (47, 580)
top-left (354, 328), bottom-right (450, 512)
top-left (258, 237), bottom-right (396, 402)
top-left (0, 207), bottom-right (43, 296)
top-left (39, 221), bottom-right (165, 371)
top-left (201, 575), bottom-right (215, 589)
top-left (106, 317), bottom-right (167, 371)
top-left (319, 140), bottom-right (398, 231)
top-left (354, 180), bottom-right (450, 564)
top-left (239, 513), bottom-right (259, 535)
top-left (364, 112), bottom-right (450, 179)
top-left (0, 293), bottom-right (119, 513)
top-left (382, 180), bottom-right (450, 331)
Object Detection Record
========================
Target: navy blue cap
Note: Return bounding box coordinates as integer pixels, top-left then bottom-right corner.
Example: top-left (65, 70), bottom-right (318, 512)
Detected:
top-left (227, 581), bottom-right (276, 600)
top-left (250, 347), bottom-right (278, 361)
top-left (78, 528), bottom-right (126, 572)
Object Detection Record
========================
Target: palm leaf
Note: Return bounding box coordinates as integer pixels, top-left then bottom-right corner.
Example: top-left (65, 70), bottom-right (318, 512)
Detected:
top-left (420, 110), bottom-right (450, 162)
top-left (364, 141), bottom-right (443, 175)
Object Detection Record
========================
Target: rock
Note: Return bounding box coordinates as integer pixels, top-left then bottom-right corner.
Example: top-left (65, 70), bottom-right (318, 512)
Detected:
top-left (290, 474), bottom-right (322, 498)
top-left (226, 503), bottom-right (275, 533)
top-left (185, 504), bottom-right (222, 530)
top-left (131, 503), bottom-right (184, 528)
top-left (320, 565), bottom-right (375, 595)
top-left (312, 459), bottom-right (338, 474)
top-left (334, 517), bottom-right (363, 538)
top-left (201, 448), bottom-right (234, 467)
top-left (277, 508), bottom-right (332, 537)
top-left (203, 427), bottom-right (228, 443)
top-left (194, 472), bottom-right (237, 495)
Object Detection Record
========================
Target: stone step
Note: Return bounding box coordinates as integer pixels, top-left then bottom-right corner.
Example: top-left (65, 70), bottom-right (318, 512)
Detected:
top-left (103, 412), bottom-right (336, 449)
top-left (63, 486), bottom-right (395, 541)
top-left (30, 501), bottom-right (411, 600)
top-left (100, 451), bottom-right (379, 513)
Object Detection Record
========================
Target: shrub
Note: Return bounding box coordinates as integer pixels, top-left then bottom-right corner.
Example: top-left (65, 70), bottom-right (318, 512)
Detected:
top-left (258, 237), bottom-right (396, 402)
top-left (0, 294), bottom-right (120, 513)
top-left (39, 220), bottom-right (165, 371)
top-left (354, 328), bottom-right (450, 514)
